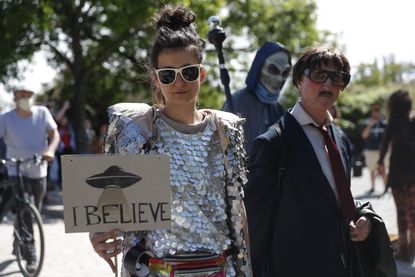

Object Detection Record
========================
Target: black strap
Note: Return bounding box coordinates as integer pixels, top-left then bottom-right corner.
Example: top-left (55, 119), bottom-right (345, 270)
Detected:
top-left (269, 117), bottom-right (287, 189)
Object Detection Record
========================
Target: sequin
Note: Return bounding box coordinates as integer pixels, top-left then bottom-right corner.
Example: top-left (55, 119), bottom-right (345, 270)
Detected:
top-left (105, 106), bottom-right (251, 277)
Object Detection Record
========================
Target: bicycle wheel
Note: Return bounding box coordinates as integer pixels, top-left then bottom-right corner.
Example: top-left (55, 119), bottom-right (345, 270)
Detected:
top-left (13, 203), bottom-right (45, 277)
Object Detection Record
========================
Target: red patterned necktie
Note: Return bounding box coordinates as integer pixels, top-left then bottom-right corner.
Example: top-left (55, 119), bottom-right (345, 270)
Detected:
top-left (315, 125), bottom-right (356, 222)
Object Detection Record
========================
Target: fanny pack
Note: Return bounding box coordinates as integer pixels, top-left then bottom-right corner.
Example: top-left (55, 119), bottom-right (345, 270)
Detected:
top-left (124, 246), bottom-right (227, 277)
top-left (148, 253), bottom-right (226, 277)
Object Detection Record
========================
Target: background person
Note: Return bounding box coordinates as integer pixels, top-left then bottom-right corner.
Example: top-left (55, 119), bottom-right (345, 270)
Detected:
top-left (222, 41), bottom-right (291, 153)
top-left (89, 5), bottom-right (252, 277)
top-left (52, 100), bottom-right (76, 189)
top-left (361, 103), bottom-right (388, 193)
top-left (377, 90), bottom-right (415, 262)
top-left (0, 89), bottom-right (59, 272)
top-left (90, 123), bottom-right (107, 154)
top-left (0, 89), bottom-right (59, 210)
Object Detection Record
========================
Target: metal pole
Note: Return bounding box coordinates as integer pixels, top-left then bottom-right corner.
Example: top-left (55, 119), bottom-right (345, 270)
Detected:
top-left (207, 16), bottom-right (234, 113)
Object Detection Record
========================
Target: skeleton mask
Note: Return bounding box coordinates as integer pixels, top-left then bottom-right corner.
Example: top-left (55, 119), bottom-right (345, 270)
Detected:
top-left (259, 51), bottom-right (291, 95)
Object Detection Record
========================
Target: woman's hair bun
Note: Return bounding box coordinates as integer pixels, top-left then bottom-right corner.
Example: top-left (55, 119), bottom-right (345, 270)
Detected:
top-left (154, 5), bottom-right (196, 31)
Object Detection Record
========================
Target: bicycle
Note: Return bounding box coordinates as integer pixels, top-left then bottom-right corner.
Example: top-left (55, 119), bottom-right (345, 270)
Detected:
top-left (0, 155), bottom-right (45, 277)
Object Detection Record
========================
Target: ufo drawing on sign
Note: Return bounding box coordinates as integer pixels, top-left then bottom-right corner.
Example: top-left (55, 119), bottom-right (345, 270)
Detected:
top-left (85, 165), bottom-right (142, 189)
top-left (86, 165), bottom-right (142, 224)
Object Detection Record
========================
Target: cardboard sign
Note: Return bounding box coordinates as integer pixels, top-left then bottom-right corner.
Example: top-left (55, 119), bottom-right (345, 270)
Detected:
top-left (61, 154), bottom-right (171, 233)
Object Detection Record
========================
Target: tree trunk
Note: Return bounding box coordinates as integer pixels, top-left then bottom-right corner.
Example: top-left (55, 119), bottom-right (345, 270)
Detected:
top-left (71, 5), bottom-right (88, 154)
top-left (73, 71), bottom-right (89, 154)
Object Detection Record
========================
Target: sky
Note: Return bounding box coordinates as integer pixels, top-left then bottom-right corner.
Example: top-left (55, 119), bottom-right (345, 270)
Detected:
top-left (316, 0), bottom-right (415, 68)
top-left (1, 0), bottom-right (415, 106)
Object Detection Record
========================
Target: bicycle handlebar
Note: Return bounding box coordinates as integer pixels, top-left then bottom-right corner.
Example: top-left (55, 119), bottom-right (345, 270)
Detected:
top-left (1, 154), bottom-right (43, 167)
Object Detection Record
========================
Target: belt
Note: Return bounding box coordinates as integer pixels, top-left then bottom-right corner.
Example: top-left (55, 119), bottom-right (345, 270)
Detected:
top-left (124, 246), bottom-right (227, 277)
top-left (148, 254), bottom-right (226, 277)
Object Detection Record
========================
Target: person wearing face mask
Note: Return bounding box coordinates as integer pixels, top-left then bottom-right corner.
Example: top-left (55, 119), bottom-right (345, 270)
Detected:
top-left (0, 89), bottom-right (60, 211)
top-left (222, 41), bottom-right (292, 153)
top-left (0, 89), bottom-right (59, 272)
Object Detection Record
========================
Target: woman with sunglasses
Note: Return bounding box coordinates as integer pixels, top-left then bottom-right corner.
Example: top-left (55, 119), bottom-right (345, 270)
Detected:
top-left (89, 5), bottom-right (252, 277)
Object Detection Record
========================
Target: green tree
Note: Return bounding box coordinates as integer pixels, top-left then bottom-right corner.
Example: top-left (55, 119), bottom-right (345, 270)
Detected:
top-left (225, 0), bottom-right (320, 55)
top-left (3, 1), bottom-right (177, 151)
top-left (353, 55), bottom-right (415, 87)
top-left (353, 61), bottom-right (382, 87)
top-left (0, 0), bottom-right (43, 82)
top-left (335, 62), bottom-right (415, 155)
top-left (206, 0), bottom-right (327, 107)
top-left (1, 0), bottom-right (324, 151)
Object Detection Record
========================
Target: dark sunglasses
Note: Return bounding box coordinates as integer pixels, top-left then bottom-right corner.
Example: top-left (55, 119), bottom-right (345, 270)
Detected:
top-left (155, 64), bottom-right (202, 85)
top-left (304, 68), bottom-right (350, 87)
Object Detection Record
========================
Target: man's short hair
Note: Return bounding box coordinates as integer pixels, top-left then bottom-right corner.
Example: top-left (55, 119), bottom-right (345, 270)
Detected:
top-left (292, 47), bottom-right (351, 89)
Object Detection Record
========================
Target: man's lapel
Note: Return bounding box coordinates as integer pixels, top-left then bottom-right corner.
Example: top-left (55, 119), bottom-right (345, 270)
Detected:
top-left (330, 124), bottom-right (351, 182)
top-left (284, 113), bottom-right (339, 211)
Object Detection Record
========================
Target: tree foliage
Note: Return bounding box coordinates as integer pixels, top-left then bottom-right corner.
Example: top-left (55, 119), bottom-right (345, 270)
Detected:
top-left (0, 0), bottom-right (43, 81)
top-left (353, 55), bottom-right (415, 87)
top-left (225, 0), bottom-right (320, 56)
top-left (1, 0), bottom-right (324, 151)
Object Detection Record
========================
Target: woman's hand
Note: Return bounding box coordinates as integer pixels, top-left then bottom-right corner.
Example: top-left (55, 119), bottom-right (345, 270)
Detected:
top-left (89, 229), bottom-right (124, 273)
top-left (349, 216), bottom-right (372, 242)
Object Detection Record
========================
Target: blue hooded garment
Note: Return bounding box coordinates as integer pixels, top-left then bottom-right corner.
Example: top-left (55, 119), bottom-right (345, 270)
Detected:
top-left (222, 41), bottom-right (291, 154)
top-left (245, 41), bottom-right (290, 93)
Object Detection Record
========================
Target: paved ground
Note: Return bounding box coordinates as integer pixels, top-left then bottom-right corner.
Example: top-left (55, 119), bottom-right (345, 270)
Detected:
top-left (351, 169), bottom-right (415, 277)
top-left (0, 191), bottom-right (116, 277)
top-left (1, 168), bottom-right (415, 276)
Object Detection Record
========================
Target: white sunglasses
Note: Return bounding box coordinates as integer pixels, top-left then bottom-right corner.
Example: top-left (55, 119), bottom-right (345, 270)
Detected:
top-left (155, 64), bottom-right (202, 85)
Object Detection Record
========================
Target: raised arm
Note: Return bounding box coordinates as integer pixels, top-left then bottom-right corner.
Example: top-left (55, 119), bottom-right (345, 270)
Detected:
top-left (43, 128), bottom-right (60, 162)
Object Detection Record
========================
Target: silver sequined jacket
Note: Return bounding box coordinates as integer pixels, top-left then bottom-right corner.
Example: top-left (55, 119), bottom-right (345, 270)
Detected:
top-left (105, 103), bottom-right (252, 277)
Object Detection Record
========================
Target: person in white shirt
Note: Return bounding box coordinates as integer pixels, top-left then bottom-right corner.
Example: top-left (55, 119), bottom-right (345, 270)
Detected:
top-left (0, 89), bottom-right (59, 272)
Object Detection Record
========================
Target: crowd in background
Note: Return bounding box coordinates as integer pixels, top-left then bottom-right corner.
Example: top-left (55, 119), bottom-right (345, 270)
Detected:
top-left (46, 100), bottom-right (107, 189)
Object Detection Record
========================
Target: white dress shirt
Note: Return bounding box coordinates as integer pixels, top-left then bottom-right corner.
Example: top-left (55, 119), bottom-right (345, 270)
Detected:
top-left (290, 102), bottom-right (339, 202)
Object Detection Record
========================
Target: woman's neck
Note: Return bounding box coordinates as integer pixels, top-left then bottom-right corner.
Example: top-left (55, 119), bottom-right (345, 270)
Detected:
top-left (161, 104), bottom-right (203, 124)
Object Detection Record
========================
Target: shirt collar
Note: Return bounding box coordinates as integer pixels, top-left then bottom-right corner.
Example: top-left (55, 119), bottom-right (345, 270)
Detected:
top-left (290, 101), bottom-right (334, 128)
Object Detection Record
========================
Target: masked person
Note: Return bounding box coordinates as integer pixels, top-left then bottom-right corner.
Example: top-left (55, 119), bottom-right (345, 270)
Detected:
top-left (0, 89), bottom-right (59, 210)
top-left (89, 5), bottom-right (252, 277)
top-left (222, 41), bottom-right (291, 153)
top-left (0, 89), bottom-right (60, 272)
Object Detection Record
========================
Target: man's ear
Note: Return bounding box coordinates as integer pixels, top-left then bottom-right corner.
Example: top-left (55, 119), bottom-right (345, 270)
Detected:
top-left (295, 78), bottom-right (303, 96)
top-left (199, 65), bottom-right (206, 83)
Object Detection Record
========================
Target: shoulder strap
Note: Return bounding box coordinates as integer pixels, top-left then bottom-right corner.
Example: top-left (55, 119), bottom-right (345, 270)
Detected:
top-left (269, 116), bottom-right (287, 187)
top-left (211, 110), bottom-right (250, 273)
top-left (210, 110), bottom-right (231, 166)
top-left (107, 103), bottom-right (158, 152)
